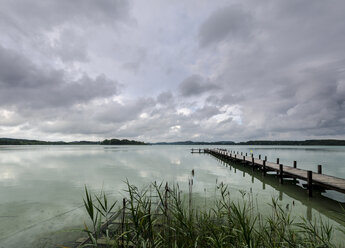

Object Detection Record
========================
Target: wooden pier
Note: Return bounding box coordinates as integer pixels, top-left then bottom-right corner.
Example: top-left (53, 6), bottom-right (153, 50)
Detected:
top-left (194, 148), bottom-right (345, 197)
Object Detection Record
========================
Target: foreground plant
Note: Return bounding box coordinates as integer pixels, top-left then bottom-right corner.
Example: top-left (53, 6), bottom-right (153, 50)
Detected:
top-left (80, 181), bottom-right (343, 248)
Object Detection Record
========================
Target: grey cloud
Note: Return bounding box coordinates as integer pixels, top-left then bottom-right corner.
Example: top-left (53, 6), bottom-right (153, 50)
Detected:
top-left (0, 0), bottom-right (131, 33)
top-left (122, 48), bottom-right (147, 73)
top-left (191, 105), bottom-right (220, 120)
top-left (157, 91), bottom-right (173, 105)
top-left (52, 28), bottom-right (89, 63)
top-left (198, 5), bottom-right (253, 47)
top-left (179, 74), bottom-right (219, 97)
top-left (2, 0), bottom-right (345, 142)
top-left (0, 46), bottom-right (119, 108)
top-left (95, 98), bottom-right (155, 123)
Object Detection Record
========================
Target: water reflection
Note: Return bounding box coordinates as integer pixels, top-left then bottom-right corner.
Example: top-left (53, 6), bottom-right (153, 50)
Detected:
top-left (0, 145), bottom-right (344, 247)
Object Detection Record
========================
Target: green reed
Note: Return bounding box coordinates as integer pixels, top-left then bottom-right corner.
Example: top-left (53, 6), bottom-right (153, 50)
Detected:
top-left (80, 181), bottom-right (343, 248)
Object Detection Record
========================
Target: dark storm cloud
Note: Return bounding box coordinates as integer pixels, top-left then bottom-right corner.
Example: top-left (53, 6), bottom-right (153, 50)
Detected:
top-left (179, 74), bottom-right (220, 97)
top-left (0, 45), bottom-right (119, 108)
top-left (198, 5), bottom-right (253, 47)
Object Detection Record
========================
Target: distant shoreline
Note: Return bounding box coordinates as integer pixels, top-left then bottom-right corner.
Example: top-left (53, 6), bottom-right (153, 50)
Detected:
top-left (0, 138), bottom-right (146, 146)
top-left (153, 140), bottom-right (345, 146)
top-left (1, 138), bottom-right (345, 146)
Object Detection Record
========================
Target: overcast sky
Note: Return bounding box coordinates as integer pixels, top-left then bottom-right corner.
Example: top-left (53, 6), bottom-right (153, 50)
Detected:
top-left (0, 0), bottom-right (345, 142)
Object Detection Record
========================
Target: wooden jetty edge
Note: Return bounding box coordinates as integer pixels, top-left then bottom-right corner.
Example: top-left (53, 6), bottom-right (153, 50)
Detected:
top-left (191, 148), bottom-right (345, 197)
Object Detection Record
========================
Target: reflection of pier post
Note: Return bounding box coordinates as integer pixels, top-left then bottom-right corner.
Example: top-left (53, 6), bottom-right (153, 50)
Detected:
top-left (307, 205), bottom-right (312, 221)
top-left (279, 190), bottom-right (283, 201)
top-left (279, 164), bottom-right (284, 184)
top-left (262, 181), bottom-right (266, 190)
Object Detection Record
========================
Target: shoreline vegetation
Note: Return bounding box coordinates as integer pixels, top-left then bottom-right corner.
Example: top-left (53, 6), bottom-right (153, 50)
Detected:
top-left (77, 180), bottom-right (345, 248)
top-left (0, 138), bottom-right (146, 145)
top-left (1, 137), bottom-right (345, 146)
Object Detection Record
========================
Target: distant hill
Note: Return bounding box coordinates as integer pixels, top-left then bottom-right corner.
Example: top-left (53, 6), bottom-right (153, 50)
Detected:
top-left (100, 139), bottom-right (146, 145)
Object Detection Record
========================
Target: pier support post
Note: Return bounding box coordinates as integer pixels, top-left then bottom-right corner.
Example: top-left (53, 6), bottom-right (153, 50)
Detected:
top-left (252, 157), bottom-right (255, 170)
top-left (307, 171), bottom-right (313, 197)
top-left (318, 165), bottom-right (322, 174)
top-left (246, 153), bottom-right (247, 156)
top-left (259, 154), bottom-right (261, 159)
top-left (263, 160), bottom-right (266, 176)
top-left (265, 156), bottom-right (267, 161)
top-left (277, 158), bottom-right (279, 164)
top-left (279, 164), bottom-right (284, 184)
top-left (293, 161), bottom-right (297, 168)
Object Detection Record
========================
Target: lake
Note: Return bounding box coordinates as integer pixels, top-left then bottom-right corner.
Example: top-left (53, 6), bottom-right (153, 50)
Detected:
top-left (0, 145), bottom-right (345, 247)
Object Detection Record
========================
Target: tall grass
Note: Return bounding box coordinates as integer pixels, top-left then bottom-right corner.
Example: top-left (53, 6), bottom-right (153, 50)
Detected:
top-left (80, 181), bottom-right (344, 248)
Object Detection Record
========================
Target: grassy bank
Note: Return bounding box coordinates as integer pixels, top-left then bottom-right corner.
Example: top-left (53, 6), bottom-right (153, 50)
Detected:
top-left (79, 181), bottom-right (345, 248)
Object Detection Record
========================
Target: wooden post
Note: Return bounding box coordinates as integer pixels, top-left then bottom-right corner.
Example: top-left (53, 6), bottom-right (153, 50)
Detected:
top-left (277, 158), bottom-right (279, 164)
top-left (263, 160), bottom-right (266, 176)
top-left (279, 164), bottom-right (283, 184)
top-left (241, 152), bottom-right (243, 155)
top-left (246, 153), bottom-right (247, 156)
top-left (307, 171), bottom-right (312, 197)
top-left (252, 157), bottom-right (255, 170)
top-left (293, 161), bottom-right (297, 168)
top-left (243, 155), bottom-right (245, 161)
top-left (251, 153), bottom-right (253, 158)
top-left (318, 165), bottom-right (322, 174)
top-left (259, 154), bottom-right (261, 159)
top-left (265, 156), bottom-right (267, 161)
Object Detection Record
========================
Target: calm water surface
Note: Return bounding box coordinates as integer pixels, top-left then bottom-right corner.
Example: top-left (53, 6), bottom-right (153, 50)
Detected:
top-left (0, 145), bottom-right (345, 247)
